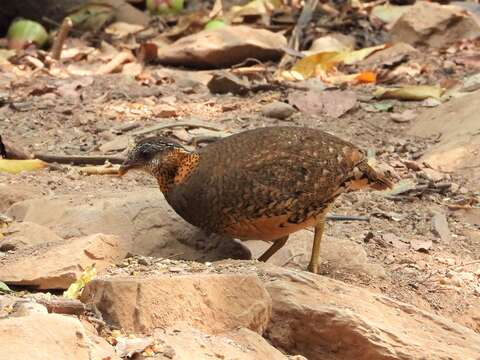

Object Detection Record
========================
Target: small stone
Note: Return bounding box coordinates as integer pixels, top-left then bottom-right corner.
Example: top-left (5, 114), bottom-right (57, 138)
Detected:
top-left (390, 109), bottom-right (417, 123)
top-left (261, 101), bottom-right (295, 120)
top-left (207, 73), bottom-right (250, 95)
top-left (410, 239), bottom-right (433, 252)
top-left (168, 266), bottom-right (183, 273)
top-left (115, 336), bottom-right (154, 358)
top-left (431, 211), bottom-right (451, 243)
top-left (420, 168), bottom-right (448, 182)
top-left (403, 160), bottom-right (422, 171)
top-left (11, 301), bottom-right (48, 317)
top-left (152, 104), bottom-right (177, 118)
top-left (383, 233), bottom-right (409, 250)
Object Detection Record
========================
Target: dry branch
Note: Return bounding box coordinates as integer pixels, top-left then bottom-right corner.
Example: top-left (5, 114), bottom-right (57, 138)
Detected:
top-left (34, 154), bottom-right (125, 165)
top-left (51, 17), bottom-right (73, 60)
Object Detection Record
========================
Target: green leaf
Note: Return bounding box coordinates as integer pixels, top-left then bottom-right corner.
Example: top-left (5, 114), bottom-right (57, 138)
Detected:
top-left (7, 19), bottom-right (49, 49)
top-left (0, 281), bottom-right (12, 294)
top-left (205, 19), bottom-right (226, 30)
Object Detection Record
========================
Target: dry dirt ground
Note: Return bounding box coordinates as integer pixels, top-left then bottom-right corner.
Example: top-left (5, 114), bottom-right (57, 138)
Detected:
top-left (1, 66), bottom-right (479, 334)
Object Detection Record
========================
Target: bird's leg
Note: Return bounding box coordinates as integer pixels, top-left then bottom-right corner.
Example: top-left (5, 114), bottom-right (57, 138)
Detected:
top-left (308, 215), bottom-right (326, 274)
top-left (258, 236), bottom-right (289, 262)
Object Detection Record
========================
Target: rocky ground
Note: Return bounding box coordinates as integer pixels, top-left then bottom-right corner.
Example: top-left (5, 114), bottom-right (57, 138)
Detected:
top-left (1, 0), bottom-right (480, 359)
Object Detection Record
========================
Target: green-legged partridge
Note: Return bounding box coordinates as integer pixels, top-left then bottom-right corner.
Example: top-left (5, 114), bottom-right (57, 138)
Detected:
top-left (120, 126), bottom-right (392, 273)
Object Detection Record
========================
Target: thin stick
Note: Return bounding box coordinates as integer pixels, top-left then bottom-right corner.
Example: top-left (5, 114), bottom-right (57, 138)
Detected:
top-left (96, 51), bottom-right (135, 75)
top-left (131, 121), bottom-right (224, 137)
top-left (51, 17), bottom-right (73, 60)
top-left (34, 154), bottom-right (125, 166)
top-left (79, 165), bottom-right (121, 175)
top-left (326, 214), bottom-right (370, 222)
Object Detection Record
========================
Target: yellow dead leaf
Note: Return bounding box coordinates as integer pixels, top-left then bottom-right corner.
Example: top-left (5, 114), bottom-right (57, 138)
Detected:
top-left (289, 44), bottom-right (387, 81)
top-left (374, 85), bottom-right (444, 100)
top-left (340, 44), bottom-right (388, 65)
top-left (290, 51), bottom-right (339, 80)
top-left (63, 264), bottom-right (97, 299)
top-left (0, 159), bottom-right (47, 174)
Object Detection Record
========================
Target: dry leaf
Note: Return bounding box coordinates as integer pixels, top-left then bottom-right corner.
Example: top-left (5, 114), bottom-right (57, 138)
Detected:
top-left (374, 85), bottom-right (443, 101)
top-left (0, 159), bottom-right (47, 174)
top-left (105, 22), bottom-right (144, 38)
top-left (63, 264), bottom-right (97, 299)
top-left (288, 44), bottom-right (387, 81)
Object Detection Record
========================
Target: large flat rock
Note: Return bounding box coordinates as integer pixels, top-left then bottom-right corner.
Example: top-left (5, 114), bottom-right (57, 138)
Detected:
top-left (6, 191), bottom-right (250, 261)
top-left (262, 266), bottom-right (480, 360)
top-left (390, 2), bottom-right (480, 47)
top-left (0, 233), bottom-right (127, 289)
top-left (0, 313), bottom-right (118, 360)
top-left (151, 325), bottom-right (289, 360)
top-left (409, 90), bottom-right (480, 191)
top-left (81, 273), bottom-right (271, 335)
top-left (156, 25), bottom-right (286, 68)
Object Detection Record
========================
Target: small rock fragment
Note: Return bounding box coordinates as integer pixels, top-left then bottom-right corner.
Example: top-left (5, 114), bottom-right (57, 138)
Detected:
top-left (289, 90), bottom-right (357, 118)
top-left (306, 34), bottom-right (354, 54)
top-left (115, 336), bottom-right (154, 358)
top-left (152, 104), bottom-right (177, 118)
top-left (261, 101), bottom-right (295, 120)
top-left (420, 168), bottom-right (448, 182)
top-left (383, 233), bottom-right (409, 250)
top-left (207, 73), bottom-right (250, 95)
top-left (410, 239), bottom-right (433, 252)
top-left (431, 211), bottom-right (451, 243)
top-left (11, 301), bottom-right (48, 317)
top-left (403, 160), bottom-right (422, 171)
top-left (390, 2), bottom-right (480, 47)
top-left (391, 109), bottom-right (417, 123)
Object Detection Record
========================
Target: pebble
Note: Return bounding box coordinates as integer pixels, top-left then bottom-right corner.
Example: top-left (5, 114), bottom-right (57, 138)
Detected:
top-left (261, 101), bottom-right (296, 120)
top-left (431, 211), bottom-right (451, 243)
top-left (11, 301), bottom-right (48, 317)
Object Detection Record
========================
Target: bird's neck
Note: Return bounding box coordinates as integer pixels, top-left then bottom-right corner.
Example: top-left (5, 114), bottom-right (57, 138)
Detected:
top-left (151, 149), bottom-right (200, 193)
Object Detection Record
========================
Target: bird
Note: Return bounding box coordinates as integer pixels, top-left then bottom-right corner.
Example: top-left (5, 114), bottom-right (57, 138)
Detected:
top-left (119, 126), bottom-right (393, 273)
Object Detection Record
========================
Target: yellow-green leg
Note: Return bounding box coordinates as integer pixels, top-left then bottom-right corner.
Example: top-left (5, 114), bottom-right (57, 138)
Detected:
top-left (258, 236), bottom-right (289, 262)
top-left (308, 216), bottom-right (326, 274)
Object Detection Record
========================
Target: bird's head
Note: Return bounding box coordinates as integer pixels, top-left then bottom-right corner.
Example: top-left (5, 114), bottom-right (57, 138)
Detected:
top-left (119, 136), bottom-right (186, 177)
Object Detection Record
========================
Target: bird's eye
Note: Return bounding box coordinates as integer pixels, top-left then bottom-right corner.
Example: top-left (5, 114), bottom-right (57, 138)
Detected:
top-left (139, 149), bottom-right (150, 159)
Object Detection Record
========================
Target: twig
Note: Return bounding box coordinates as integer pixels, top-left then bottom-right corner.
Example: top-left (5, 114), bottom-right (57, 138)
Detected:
top-left (131, 121), bottom-right (224, 137)
top-left (326, 214), bottom-right (370, 222)
top-left (281, 253), bottom-right (305, 266)
top-left (278, 0), bottom-right (319, 69)
top-left (51, 17), bottom-right (73, 60)
top-left (79, 165), bottom-right (121, 175)
top-left (96, 51), bottom-right (135, 75)
top-left (34, 154), bottom-right (125, 166)
top-left (449, 260), bottom-right (480, 270)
